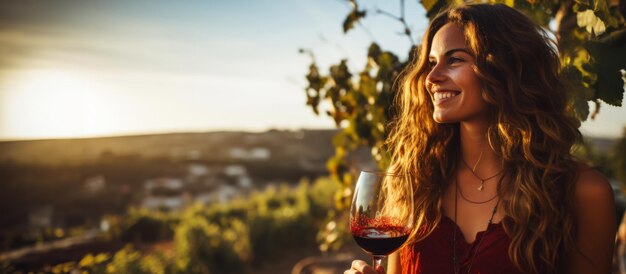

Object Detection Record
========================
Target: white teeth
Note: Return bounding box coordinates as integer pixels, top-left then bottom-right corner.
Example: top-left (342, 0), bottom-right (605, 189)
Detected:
top-left (434, 91), bottom-right (458, 101)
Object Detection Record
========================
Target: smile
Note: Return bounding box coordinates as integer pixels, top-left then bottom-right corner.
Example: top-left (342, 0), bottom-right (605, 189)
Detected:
top-left (433, 91), bottom-right (460, 105)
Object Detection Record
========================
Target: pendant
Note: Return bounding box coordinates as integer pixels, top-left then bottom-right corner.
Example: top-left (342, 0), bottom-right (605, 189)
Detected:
top-left (477, 180), bottom-right (485, 191)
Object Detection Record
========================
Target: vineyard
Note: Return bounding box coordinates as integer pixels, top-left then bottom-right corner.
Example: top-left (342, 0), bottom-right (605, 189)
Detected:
top-left (2, 178), bottom-right (341, 274)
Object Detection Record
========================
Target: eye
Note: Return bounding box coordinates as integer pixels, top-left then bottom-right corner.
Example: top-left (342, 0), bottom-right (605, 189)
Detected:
top-left (427, 60), bottom-right (437, 68)
top-left (448, 57), bottom-right (464, 64)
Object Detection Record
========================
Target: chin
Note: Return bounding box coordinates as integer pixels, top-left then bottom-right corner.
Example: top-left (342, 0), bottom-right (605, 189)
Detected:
top-left (433, 116), bottom-right (452, 124)
top-left (433, 112), bottom-right (454, 124)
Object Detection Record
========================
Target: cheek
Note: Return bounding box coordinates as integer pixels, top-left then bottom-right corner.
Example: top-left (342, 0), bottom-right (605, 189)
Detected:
top-left (454, 68), bottom-right (482, 93)
top-left (454, 73), bottom-right (485, 106)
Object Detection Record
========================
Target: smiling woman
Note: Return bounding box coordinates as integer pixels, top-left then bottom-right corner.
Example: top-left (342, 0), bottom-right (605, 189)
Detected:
top-left (0, 69), bottom-right (120, 140)
top-left (344, 4), bottom-right (616, 274)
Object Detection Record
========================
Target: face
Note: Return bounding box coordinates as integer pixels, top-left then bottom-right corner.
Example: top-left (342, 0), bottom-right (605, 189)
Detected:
top-left (425, 23), bottom-right (489, 124)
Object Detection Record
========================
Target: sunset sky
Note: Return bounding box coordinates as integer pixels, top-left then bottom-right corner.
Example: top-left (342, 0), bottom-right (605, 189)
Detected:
top-left (0, 0), bottom-right (624, 140)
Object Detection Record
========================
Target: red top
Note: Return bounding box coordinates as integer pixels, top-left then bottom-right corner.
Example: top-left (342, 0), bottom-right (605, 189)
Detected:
top-left (400, 216), bottom-right (525, 274)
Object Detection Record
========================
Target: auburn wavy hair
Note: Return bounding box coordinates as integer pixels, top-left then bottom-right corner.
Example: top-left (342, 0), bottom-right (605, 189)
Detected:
top-left (387, 3), bottom-right (583, 273)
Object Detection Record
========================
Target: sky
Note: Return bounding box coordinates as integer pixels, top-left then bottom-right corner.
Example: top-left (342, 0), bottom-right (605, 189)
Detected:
top-left (0, 0), bottom-right (624, 141)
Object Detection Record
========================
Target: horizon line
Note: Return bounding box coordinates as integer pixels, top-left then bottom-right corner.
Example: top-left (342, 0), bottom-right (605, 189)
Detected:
top-left (0, 128), bottom-right (620, 143)
top-left (0, 127), bottom-right (338, 143)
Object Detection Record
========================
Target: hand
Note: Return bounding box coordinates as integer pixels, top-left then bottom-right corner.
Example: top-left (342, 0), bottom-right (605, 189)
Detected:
top-left (344, 260), bottom-right (385, 274)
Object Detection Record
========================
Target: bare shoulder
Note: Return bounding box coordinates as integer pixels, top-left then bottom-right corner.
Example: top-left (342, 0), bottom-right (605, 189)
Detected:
top-left (574, 163), bottom-right (613, 204)
top-left (573, 163), bottom-right (614, 226)
top-left (567, 163), bottom-right (616, 273)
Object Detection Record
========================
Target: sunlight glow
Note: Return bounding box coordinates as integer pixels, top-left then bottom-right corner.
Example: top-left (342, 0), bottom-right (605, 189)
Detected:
top-left (0, 69), bottom-right (121, 139)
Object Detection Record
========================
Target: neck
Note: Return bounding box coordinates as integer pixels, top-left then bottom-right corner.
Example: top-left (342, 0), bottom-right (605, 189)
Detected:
top-left (459, 121), bottom-right (500, 173)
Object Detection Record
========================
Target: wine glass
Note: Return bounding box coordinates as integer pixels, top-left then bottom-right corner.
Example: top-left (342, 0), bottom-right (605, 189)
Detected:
top-left (350, 171), bottom-right (414, 269)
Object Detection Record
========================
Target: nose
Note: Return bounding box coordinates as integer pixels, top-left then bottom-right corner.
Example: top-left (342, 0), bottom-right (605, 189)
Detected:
top-left (425, 63), bottom-right (446, 92)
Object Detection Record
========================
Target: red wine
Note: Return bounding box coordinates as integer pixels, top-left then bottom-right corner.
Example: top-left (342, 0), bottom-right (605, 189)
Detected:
top-left (352, 227), bottom-right (409, 256)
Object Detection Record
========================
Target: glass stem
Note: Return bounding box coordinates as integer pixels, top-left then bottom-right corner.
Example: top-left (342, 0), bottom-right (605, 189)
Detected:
top-left (372, 255), bottom-right (384, 270)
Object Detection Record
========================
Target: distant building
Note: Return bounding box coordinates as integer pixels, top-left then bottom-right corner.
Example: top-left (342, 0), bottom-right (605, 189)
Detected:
top-left (229, 148), bottom-right (247, 159)
top-left (194, 191), bottom-right (215, 204)
top-left (186, 163), bottom-right (210, 184)
top-left (142, 178), bottom-right (188, 211)
top-left (238, 176), bottom-right (252, 188)
top-left (144, 178), bottom-right (183, 191)
top-left (84, 175), bottom-right (106, 194)
top-left (228, 147), bottom-right (271, 160)
top-left (249, 147), bottom-right (270, 159)
top-left (29, 206), bottom-right (53, 228)
top-left (224, 165), bottom-right (247, 177)
top-left (215, 184), bottom-right (239, 203)
top-left (142, 195), bottom-right (190, 211)
top-left (142, 166), bottom-right (254, 209)
top-left (187, 164), bottom-right (209, 177)
top-left (191, 185), bottom-right (242, 205)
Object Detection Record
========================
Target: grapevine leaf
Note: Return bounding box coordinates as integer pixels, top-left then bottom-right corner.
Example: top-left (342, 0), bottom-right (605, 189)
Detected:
top-left (421, 0), bottom-right (440, 14)
top-left (422, 0), bottom-right (449, 19)
top-left (577, 9), bottom-right (607, 35)
top-left (585, 40), bottom-right (626, 106)
top-left (562, 65), bottom-right (593, 121)
top-left (343, 9), bottom-right (367, 33)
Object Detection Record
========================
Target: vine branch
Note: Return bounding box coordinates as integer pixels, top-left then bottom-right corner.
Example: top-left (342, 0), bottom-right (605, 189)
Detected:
top-left (373, 1), bottom-right (415, 46)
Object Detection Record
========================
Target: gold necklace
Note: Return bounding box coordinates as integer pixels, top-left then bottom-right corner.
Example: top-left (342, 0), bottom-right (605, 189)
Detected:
top-left (457, 180), bottom-right (499, 204)
top-left (461, 150), bottom-right (504, 191)
top-left (453, 178), bottom-right (500, 274)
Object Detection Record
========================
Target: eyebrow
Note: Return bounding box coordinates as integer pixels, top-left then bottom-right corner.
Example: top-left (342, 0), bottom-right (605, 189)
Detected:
top-left (428, 48), bottom-right (473, 59)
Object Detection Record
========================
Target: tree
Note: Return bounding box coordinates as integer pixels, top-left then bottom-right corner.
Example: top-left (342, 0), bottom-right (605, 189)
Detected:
top-left (302, 0), bottom-right (625, 250)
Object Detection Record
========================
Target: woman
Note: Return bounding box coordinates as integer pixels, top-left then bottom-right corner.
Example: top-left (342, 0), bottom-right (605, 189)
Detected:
top-left (345, 4), bottom-right (615, 274)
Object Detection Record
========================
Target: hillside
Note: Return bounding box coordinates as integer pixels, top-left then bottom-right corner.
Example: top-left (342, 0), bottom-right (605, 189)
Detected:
top-left (0, 129), bottom-right (337, 166)
top-left (0, 129), bottom-right (339, 235)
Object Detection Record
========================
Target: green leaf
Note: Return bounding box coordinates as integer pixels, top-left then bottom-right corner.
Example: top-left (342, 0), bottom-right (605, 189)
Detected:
top-left (562, 65), bottom-right (594, 121)
top-left (593, 0), bottom-right (608, 14)
top-left (607, 6), bottom-right (626, 28)
top-left (367, 43), bottom-right (382, 60)
top-left (342, 9), bottom-right (367, 33)
top-left (422, 0), bottom-right (449, 19)
top-left (305, 62), bottom-right (328, 115)
top-left (619, 2), bottom-right (626, 19)
top-left (512, 0), bottom-right (553, 26)
top-left (573, 94), bottom-right (591, 122)
top-left (359, 73), bottom-right (377, 97)
top-left (421, 0), bottom-right (440, 13)
top-left (569, 47), bottom-right (598, 88)
top-left (577, 9), bottom-right (606, 35)
top-left (585, 40), bottom-right (626, 106)
top-left (573, 3), bottom-right (586, 13)
top-left (329, 60), bottom-right (353, 88)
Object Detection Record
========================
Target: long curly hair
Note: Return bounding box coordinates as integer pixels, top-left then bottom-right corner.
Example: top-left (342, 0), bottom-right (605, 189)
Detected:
top-left (387, 4), bottom-right (582, 273)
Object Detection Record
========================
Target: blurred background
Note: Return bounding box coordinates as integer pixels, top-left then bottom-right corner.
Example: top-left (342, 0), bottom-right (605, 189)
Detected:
top-left (1, 0), bottom-right (625, 273)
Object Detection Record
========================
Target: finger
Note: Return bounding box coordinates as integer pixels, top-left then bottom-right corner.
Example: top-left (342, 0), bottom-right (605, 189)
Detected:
top-left (351, 260), bottom-right (376, 274)
top-left (351, 259), bottom-right (366, 270)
